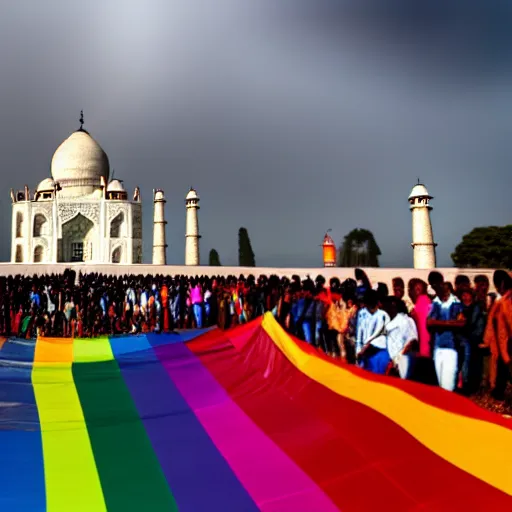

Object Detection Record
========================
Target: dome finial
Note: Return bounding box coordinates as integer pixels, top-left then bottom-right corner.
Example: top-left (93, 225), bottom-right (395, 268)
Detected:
top-left (79, 110), bottom-right (84, 131)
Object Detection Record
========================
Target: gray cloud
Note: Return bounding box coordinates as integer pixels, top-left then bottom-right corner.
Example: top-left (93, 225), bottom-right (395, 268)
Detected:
top-left (0, 0), bottom-right (511, 268)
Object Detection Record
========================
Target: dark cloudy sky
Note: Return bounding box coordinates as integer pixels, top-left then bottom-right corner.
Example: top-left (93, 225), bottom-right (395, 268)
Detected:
top-left (1, 1), bottom-right (511, 267)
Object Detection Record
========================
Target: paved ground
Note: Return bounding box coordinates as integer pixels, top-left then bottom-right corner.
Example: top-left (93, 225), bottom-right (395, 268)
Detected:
top-left (471, 385), bottom-right (512, 418)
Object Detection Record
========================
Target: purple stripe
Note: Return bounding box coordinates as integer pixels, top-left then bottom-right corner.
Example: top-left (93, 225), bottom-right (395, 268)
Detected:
top-left (157, 343), bottom-right (339, 512)
top-left (112, 336), bottom-right (258, 512)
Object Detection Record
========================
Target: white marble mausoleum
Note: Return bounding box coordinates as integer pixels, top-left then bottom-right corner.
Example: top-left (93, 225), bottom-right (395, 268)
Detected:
top-left (10, 114), bottom-right (142, 264)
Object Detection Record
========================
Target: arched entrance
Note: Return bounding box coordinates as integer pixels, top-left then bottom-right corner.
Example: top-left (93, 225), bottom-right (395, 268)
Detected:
top-left (60, 213), bottom-right (95, 262)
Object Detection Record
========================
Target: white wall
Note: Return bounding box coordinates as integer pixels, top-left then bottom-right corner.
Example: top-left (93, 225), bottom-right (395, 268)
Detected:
top-left (0, 263), bottom-right (499, 292)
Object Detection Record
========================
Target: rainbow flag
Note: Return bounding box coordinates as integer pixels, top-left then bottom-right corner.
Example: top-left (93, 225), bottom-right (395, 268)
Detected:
top-left (0, 313), bottom-right (511, 511)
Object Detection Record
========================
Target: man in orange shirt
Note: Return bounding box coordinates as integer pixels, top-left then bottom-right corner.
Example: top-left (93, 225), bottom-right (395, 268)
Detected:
top-left (161, 282), bottom-right (169, 332)
top-left (483, 270), bottom-right (512, 401)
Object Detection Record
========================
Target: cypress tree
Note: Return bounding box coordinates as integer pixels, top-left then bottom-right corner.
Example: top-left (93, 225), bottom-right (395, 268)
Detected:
top-left (238, 227), bottom-right (256, 267)
top-left (209, 249), bottom-right (221, 266)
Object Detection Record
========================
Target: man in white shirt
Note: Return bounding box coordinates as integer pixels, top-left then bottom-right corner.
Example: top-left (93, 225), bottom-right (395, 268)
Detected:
top-left (140, 287), bottom-right (149, 320)
top-left (383, 298), bottom-right (419, 378)
top-left (358, 290), bottom-right (391, 374)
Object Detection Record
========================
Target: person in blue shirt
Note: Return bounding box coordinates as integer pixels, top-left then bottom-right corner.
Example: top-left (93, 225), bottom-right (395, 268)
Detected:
top-left (354, 268), bottom-right (371, 302)
top-left (427, 282), bottom-right (466, 391)
top-left (30, 285), bottom-right (41, 310)
top-left (297, 278), bottom-right (315, 345)
top-left (458, 287), bottom-right (486, 395)
top-left (99, 290), bottom-right (108, 318)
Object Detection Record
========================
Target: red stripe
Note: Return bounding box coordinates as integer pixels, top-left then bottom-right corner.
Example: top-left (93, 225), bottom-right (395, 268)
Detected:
top-left (221, 318), bottom-right (511, 430)
top-left (287, 329), bottom-right (512, 431)
top-left (188, 324), bottom-right (511, 511)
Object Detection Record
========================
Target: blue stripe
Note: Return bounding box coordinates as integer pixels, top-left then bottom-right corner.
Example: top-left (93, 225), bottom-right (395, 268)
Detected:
top-left (0, 338), bottom-right (38, 363)
top-left (110, 334), bottom-right (258, 512)
top-left (0, 339), bottom-right (46, 511)
top-left (145, 328), bottom-right (212, 348)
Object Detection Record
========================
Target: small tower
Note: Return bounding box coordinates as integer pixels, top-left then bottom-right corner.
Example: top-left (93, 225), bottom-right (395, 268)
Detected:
top-left (322, 231), bottom-right (337, 267)
top-left (409, 181), bottom-right (437, 269)
top-left (185, 187), bottom-right (201, 265)
top-left (153, 189), bottom-right (167, 265)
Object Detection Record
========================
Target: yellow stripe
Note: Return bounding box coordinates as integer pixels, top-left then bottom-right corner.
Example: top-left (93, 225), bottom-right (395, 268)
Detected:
top-left (74, 337), bottom-right (114, 363)
top-left (32, 338), bottom-right (106, 511)
top-left (262, 313), bottom-right (512, 496)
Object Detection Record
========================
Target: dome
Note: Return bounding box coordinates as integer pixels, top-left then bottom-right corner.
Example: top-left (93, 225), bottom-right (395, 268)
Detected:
top-left (322, 233), bottom-right (335, 246)
top-left (186, 188), bottom-right (199, 201)
top-left (106, 179), bottom-right (125, 192)
top-left (408, 183), bottom-right (432, 200)
top-left (154, 189), bottom-right (166, 201)
top-left (51, 129), bottom-right (109, 196)
top-left (37, 178), bottom-right (55, 192)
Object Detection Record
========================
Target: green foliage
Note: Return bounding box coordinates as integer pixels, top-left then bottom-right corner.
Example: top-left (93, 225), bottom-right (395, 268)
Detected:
top-left (238, 227), bottom-right (256, 267)
top-left (451, 225), bottom-right (512, 268)
top-left (209, 249), bottom-right (221, 266)
top-left (338, 228), bottom-right (381, 267)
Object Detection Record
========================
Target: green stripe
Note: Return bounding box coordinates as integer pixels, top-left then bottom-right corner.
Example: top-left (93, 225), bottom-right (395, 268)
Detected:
top-left (72, 337), bottom-right (177, 511)
top-left (74, 337), bottom-right (115, 363)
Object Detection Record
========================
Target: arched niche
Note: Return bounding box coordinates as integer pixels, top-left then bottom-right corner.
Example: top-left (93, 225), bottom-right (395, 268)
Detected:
top-left (33, 213), bottom-right (49, 237)
top-left (112, 246), bottom-right (122, 264)
top-left (15, 245), bottom-right (23, 263)
top-left (34, 245), bottom-right (44, 263)
top-left (16, 212), bottom-right (23, 238)
top-left (110, 212), bottom-right (124, 238)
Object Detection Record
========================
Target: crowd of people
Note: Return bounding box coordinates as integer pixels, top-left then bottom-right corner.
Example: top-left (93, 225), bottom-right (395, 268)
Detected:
top-left (0, 267), bottom-right (511, 401)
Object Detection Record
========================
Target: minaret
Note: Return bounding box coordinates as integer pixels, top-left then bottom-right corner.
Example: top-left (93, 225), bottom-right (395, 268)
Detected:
top-left (153, 189), bottom-right (167, 265)
top-left (409, 181), bottom-right (437, 269)
top-left (185, 187), bottom-right (200, 265)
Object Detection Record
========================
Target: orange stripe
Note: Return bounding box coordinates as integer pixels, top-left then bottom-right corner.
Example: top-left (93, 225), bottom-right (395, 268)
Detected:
top-left (34, 337), bottom-right (74, 364)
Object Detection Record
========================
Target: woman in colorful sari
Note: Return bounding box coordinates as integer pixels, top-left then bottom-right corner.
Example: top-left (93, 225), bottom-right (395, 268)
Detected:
top-left (325, 278), bottom-right (348, 359)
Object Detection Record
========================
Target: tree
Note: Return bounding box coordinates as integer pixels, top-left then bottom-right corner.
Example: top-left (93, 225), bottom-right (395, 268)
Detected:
top-left (238, 227), bottom-right (256, 267)
top-left (451, 225), bottom-right (512, 268)
top-left (209, 249), bottom-right (221, 266)
top-left (338, 228), bottom-right (381, 267)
